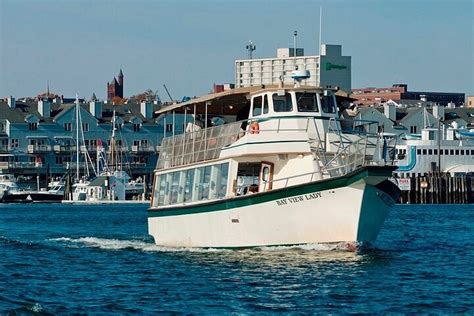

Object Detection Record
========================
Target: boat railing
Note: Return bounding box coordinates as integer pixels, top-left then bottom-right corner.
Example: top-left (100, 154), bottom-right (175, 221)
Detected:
top-left (156, 115), bottom-right (396, 170)
top-left (157, 121), bottom-right (244, 169)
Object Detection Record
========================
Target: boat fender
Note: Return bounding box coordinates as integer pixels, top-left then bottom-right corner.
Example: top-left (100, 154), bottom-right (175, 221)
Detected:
top-left (250, 121), bottom-right (260, 134)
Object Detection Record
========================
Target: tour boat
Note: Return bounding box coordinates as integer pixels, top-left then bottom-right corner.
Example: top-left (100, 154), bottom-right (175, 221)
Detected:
top-left (148, 85), bottom-right (400, 248)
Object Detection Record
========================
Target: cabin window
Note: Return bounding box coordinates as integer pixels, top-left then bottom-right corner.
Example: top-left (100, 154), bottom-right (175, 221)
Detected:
top-left (450, 150), bottom-right (454, 155)
top-left (410, 126), bottom-right (417, 134)
top-left (170, 172), bottom-right (180, 204)
top-left (236, 162), bottom-right (261, 195)
top-left (455, 150), bottom-right (459, 155)
top-left (184, 169), bottom-right (195, 202)
top-left (152, 175), bottom-right (160, 207)
top-left (155, 162), bottom-right (230, 207)
top-left (198, 166), bottom-right (212, 200)
top-left (64, 123), bottom-right (72, 131)
top-left (82, 123), bottom-right (89, 132)
top-left (219, 164), bottom-right (229, 198)
top-left (253, 96), bottom-right (262, 116)
top-left (156, 175), bottom-right (166, 206)
top-left (263, 95), bottom-right (269, 114)
top-left (28, 122), bottom-right (38, 130)
top-left (296, 92), bottom-right (318, 112)
top-left (417, 149), bottom-right (421, 155)
top-left (320, 95), bottom-right (336, 113)
top-left (272, 93), bottom-right (293, 112)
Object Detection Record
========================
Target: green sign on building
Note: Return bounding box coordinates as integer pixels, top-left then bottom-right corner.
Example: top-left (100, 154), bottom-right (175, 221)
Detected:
top-left (325, 62), bottom-right (347, 71)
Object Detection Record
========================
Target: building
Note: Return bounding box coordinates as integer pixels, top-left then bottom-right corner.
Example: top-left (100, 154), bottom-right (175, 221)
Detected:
top-left (235, 44), bottom-right (351, 94)
top-left (0, 95), bottom-right (189, 186)
top-left (351, 84), bottom-right (465, 106)
top-left (467, 96), bottom-right (474, 108)
top-left (107, 69), bottom-right (124, 100)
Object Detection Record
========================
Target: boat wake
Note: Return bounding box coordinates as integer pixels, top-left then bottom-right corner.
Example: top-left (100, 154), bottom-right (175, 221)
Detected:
top-left (258, 241), bottom-right (370, 252)
top-left (48, 237), bottom-right (226, 253)
top-left (49, 237), bottom-right (370, 253)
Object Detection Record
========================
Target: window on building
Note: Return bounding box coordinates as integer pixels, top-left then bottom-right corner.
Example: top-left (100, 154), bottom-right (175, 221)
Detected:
top-left (82, 123), bottom-right (89, 132)
top-left (64, 123), bottom-right (72, 131)
top-left (461, 150), bottom-right (464, 155)
top-left (455, 150), bottom-right (459, 155)
top-left (434, 149), bottom-right (437, 155)
top-left (417, 149), bottom-right (421, 155)
top-left (422, 149), bottom-right (427, 155)
top-left (450, 149), bottom-right (454, 155)
top-left (165, 124), bottom-right (173, 132)
top-left (410, 126), bottom-right (417, 134)
top-left (28, 122), bottom-right (38, 130)
top-left (133, 124), bottom-right (141, 132)
top-left (428, 149), bottom-right (433, 155)
top-left (10, 139), bottom-right (19, 148)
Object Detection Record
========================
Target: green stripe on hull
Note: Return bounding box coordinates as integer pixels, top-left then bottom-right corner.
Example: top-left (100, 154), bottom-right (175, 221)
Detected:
top-left (148, 166), bottom-right (394, 218)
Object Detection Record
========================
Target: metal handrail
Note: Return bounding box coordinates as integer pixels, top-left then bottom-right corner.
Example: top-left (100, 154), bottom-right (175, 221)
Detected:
top-left (156, 115), bottom-right (388, 171)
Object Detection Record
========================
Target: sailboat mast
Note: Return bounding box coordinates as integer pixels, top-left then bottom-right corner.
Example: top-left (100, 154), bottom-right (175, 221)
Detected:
top-left (111, 110), bottom-right (116, 172)
top-left (75, 95), bottom-right (80, 181)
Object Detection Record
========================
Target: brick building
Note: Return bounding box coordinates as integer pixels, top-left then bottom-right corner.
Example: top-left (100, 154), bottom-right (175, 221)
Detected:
top-left (351, 83), bottom-right (465, 106)
top-left (107, 69), bottom-right (124, 100)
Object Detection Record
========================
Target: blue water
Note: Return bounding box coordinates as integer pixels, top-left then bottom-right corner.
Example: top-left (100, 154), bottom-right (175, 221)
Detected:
top-left (1, 204), bottom-right (473, 314)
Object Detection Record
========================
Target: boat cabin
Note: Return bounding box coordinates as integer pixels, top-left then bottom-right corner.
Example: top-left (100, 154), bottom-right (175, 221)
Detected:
top-left (151, 85), bottom-right (390, 209)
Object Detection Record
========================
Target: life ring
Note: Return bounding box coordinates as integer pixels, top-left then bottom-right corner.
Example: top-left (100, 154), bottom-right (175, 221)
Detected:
top-left (250, 122), bottom-right (260, 134)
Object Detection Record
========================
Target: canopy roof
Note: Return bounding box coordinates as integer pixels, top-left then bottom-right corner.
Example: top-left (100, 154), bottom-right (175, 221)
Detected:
top-left (154, 85), bottom-right (339, 116)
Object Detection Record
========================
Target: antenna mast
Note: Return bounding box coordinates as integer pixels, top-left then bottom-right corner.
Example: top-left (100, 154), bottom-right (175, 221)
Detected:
top-left (319, 6), bottom-right (322, 55)
top-left (293, 31), bottom-right (298, 69)
top-left (246, 40), bottom-right (256, 59)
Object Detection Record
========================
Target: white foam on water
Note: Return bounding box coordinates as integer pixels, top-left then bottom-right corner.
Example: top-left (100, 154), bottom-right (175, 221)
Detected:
top-left (49, 237), bottom-right (364, 253)
top-left (258, 242), bottom-right (359, 252)
top-left (30, 303), bottom-right (43, 313)
top-left (48, 237), bottom-right (230, 253)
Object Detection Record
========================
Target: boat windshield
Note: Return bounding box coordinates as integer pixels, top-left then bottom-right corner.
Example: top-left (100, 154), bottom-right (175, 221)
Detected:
top-left (272, 93), bottom-right (293, 112)
top-left (320, 95), bottom-right (337, 113)
top-left (296, 92), bottom-right (319, 112)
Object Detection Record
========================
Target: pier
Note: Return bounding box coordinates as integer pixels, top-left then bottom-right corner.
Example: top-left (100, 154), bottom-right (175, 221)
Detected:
top-left (397, 173), bottom-right (473, 204)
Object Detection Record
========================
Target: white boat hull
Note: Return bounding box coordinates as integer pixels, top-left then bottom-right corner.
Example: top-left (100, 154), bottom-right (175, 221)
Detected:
top-left (148, 168), bottom-right (398, 248)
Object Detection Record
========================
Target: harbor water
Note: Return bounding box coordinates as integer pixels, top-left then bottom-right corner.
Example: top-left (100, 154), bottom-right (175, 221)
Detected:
top-left (1, 203), bottom-right (473, 314)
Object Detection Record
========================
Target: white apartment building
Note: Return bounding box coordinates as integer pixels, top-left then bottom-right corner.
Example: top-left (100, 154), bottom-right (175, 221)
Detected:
top-left (235, 44), bottom-right (351, 94)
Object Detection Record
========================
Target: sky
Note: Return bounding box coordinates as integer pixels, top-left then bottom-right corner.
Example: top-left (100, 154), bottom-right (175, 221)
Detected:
top-left (0, 0), bottom-right (473, 101)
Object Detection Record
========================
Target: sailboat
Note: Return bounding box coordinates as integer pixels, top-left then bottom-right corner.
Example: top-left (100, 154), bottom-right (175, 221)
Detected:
top-left (65, 103), bottom-right (146, 203)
